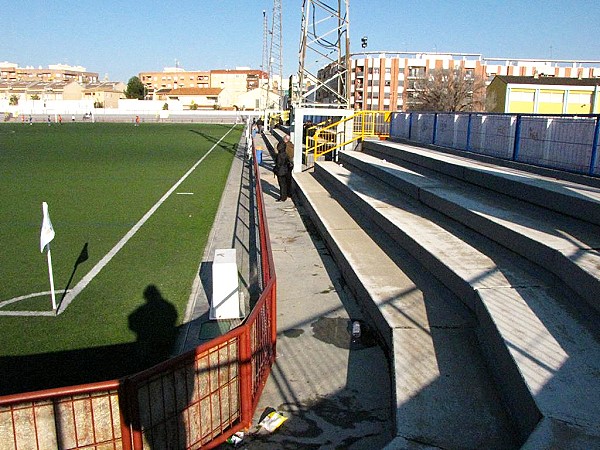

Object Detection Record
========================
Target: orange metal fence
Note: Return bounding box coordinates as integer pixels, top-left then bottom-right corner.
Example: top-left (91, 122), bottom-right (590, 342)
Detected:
top-left (0, 381), bottom-right (125, 450)
top-left (0, 138), bottom-right (276, 450)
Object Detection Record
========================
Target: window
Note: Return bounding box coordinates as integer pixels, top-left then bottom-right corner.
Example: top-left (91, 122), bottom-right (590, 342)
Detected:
top-left (408, 67), bottom-right (425, 78)
top-left (569, 92), bottom-right (592, 104)
top-left (510, 90), bottom-right (534, 102)
top-left (539, 90), bottom-right (564, 103)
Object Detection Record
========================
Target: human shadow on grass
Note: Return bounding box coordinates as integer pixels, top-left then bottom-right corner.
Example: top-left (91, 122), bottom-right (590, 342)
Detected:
top-left (0, 284), bottom-right (179, 396)
top-left (128, 284), bottom-right (178, 368)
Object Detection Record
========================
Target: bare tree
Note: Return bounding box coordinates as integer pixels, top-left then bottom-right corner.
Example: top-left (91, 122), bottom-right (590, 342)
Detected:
top-left (411, 68), bottom-right (487, 112)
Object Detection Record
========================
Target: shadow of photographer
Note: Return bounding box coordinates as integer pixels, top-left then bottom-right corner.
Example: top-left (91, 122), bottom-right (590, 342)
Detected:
top-left (128, 284), bottom-right (178, 368)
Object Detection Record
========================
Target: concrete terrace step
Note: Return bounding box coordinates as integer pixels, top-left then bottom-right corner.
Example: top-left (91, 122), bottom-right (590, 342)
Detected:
top-left (363, 139), bottom-right (600, 227)
top-left (310, 160), bottom-right (600, 446)
top-left (340, 149), bottom-right (600, 315)
top-left (294, 172), bottom-right (518, 449)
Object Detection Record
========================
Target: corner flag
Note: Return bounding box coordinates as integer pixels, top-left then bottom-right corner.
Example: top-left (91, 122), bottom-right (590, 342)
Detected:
top-left (40, 202), bottom-right (55, 252)
top-left (40, 202), bottom-right (57, 311)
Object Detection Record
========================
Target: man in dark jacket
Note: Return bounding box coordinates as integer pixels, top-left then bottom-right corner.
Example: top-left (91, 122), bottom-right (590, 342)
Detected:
top-left (274, 137), bottom-right (292, 201)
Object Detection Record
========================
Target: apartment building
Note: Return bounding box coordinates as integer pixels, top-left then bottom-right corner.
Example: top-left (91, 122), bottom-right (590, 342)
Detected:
top-left (139, 68), bottom-right (268, 101)
top-left (210, 69), bottom-right (266, 91)
top-left (0, 62), bottom-right (99, 83)
top-left (317, 52), bottom-right (600, 111)
top-left (139, 68), bottom-right (210, 99)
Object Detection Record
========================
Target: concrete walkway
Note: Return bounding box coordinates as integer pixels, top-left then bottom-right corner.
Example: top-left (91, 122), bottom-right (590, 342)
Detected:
top-left (179, 131), bottom-right (394, 449)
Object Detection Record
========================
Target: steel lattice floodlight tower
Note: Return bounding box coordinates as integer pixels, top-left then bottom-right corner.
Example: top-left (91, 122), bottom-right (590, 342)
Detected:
top-left (269, 0), bottom-right (283, 105)
top-left (297, 0), bottom-right (351, 108)
top-left (261, 10), bottom-right (269, 74)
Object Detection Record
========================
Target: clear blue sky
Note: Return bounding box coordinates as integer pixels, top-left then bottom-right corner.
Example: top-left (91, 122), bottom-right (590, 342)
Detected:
top-left (2, 0), bottom-right (599, 83)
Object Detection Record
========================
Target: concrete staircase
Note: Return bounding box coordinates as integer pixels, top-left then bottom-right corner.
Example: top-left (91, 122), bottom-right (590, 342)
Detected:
top-left (293, 139), bottom-right (600, 449)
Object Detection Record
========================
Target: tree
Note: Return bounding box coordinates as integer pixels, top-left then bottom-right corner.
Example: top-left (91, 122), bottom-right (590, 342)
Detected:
top-left (124, 76), bottom-right (145, 99)
top-left (411, 68), bottom-right (487, 112)
top-left (9, 94), bottom-right (19, 106)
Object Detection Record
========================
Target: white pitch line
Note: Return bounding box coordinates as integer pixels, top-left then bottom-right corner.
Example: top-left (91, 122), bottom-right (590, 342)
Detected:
top-left (56, 125), bottom-right (237, 315)
top-left (0, 290), bottom-right (69, 309)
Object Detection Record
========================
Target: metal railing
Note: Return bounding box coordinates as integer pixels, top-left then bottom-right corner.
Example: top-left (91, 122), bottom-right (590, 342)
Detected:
top-left (305, 110), bottom-right (391, 163)
top-left (390, 111), bottom-right (600, 177)
top-left (0, 138), bottom-right (277, 449)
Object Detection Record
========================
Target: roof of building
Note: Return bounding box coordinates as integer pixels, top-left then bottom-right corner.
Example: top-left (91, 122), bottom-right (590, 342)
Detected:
top-left (0, 80), bottom-right (75, 91)
top-left (492, 75), bottom-right (600, 86)
top-left (166, 88), bottom-right (222, 96)
top-left (83, 81), bottom-right (125, 92)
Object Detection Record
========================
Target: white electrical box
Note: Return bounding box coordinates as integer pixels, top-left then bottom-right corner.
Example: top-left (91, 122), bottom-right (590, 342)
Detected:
top-left (209, 249), bottom-right (242, 320)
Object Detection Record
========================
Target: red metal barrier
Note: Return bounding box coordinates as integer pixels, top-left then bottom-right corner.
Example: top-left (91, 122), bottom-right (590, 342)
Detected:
top-left (0, 381), bottom-right (125, 449)
top-left (0, 140), bottom-right (277, 449)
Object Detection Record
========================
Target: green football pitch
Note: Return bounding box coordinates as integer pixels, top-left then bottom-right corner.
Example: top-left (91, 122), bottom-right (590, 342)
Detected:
top-left (0, 122), bottom-right (242, 393)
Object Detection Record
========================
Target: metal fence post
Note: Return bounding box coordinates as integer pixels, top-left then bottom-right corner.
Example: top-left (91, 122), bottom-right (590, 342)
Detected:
top-left (389, 112), bottom-right (397, 137)
top-left (465, 113), bottom-right (473, 151)
top-left (408, 112), bottom-right (413, 140)
top-left (513, 114), bottom-right (523, 161)
top-left (589, 114), bottom-right (600, 176)
top-left (432, 113), bottom-right (438, 145)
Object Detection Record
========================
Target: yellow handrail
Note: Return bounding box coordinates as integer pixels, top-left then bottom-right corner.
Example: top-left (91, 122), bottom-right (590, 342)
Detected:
top-left (308, 111), bottom-right (391, 162)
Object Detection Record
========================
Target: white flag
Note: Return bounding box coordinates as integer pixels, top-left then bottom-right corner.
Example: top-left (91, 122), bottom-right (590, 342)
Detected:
top-left (40, 202), bottom-right (55, 252)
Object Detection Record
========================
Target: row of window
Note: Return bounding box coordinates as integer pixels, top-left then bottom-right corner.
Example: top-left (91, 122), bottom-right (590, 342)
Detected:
top-left (356, 80), bottom-right (394, 88)
top-left (355, 66), bottom-right (477, 79)
top-left (145, 83), bottom-right (210, 90)
top-left (143, 75), bottom-right (209, 82)
top-left (352, 103), bottom-right (397, 111)
top-left (510, 90), bottom-right (593, 104)
top-left (355, 92), bottom-right (393, 100)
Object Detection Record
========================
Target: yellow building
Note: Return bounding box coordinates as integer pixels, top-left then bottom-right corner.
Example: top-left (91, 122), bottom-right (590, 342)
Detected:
top-left (82, 81), bottom-right (127, 108)
top-left (487, 75), bottom-right (600, 114)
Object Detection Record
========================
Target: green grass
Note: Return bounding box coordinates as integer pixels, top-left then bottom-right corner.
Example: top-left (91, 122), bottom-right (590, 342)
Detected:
top-left (0, 123), bottom-right (241, 392)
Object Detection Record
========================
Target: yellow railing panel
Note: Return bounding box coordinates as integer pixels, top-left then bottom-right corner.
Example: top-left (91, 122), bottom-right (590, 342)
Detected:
top-left (308, 111), bottom-right (391, 162)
